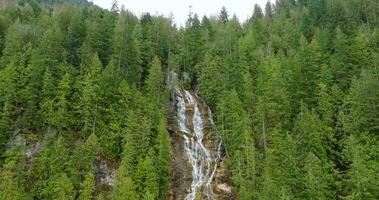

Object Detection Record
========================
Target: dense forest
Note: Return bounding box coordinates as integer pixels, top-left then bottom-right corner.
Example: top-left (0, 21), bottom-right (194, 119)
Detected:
top-left (0, 0), bottom-right (378, 199)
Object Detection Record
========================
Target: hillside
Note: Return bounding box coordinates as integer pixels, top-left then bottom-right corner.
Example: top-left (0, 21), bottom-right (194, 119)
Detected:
top-left (0, 0), bottom-right (378, 199)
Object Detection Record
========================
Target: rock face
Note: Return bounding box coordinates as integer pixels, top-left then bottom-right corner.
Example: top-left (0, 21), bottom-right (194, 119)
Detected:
top-left (168, 87), bottom-right (233, 200)
top-left (94, 157), bottom-right (116, 189)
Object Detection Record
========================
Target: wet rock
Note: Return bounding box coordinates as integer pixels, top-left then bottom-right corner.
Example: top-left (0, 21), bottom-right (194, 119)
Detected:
top-left (217, 183), bottom-right (232, 193)
top-left (25, 142), bottom-right (43, 158)
top-left (169, 87), bottom-right (233, 200)
top-left (95, 157), bottom-right (116, 189)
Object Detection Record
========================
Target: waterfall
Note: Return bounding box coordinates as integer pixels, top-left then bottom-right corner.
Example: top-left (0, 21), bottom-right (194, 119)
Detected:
top-left (175, 88), bottom-right (220, 200)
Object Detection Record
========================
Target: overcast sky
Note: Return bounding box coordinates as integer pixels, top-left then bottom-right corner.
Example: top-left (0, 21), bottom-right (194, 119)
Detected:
top-left (91, 0), bottom-right (270, 26)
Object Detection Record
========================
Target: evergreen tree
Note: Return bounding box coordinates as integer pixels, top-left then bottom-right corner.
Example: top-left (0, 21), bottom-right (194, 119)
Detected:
top-left (265, 1), bottom-right (273, 19)
top-left (145, 56), bottom-right (164, 103)
top-left (0, 100), bottom-right (13, 161)
top-left (0, 1), bottom-right (378, 199)
top-left (85, 14), bottom-right (115, 65)
top-left (112, 173), bottom-right (138, 200)
top-left (344, 134), bottom-right (379, 199)
top-left (79, 171), bottom-right (95, 200)
top-left (133, 154), bottom-right (159, 198)
top-left (120, 110), bottom-right (150, 176)
top-left (216, 89), bottom-right (256, 188)
top-left (112, 12), bottom-right (141, 85)
top-left (50, 173), bottom-right (74, 200)
top-left (78, 54), bottom-right (102, 137)
top-left (344, 69), bottom-right (379, 135)
top-left (293, 106), bottom-right (329, 159)
top-left (219, 7), bottom-right (229, 24)
top-left (0, 161), bottom-right (25, 200)
top-left (154, 118), bottom-right (172, 198)
top-left (303, 153), bottom-right (332, 199)
top-left (39, 67), bottom-right (55, 127)
top-left (54, 72), bottom-right (71, 133)
top-left (331, 26), bottom-right (352, 91)
top-left (197, 51), bottom-right (228, 105)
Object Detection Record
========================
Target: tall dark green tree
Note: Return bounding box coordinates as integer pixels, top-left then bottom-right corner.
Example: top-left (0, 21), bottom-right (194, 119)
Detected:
top-left (154, 118), bottom-right (172, 199)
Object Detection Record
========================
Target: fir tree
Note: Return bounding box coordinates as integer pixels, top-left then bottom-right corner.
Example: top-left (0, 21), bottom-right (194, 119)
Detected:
top-left (79, 171), bottom-right (95, 200)
top-left (154, 118), bottom-right (172, 198)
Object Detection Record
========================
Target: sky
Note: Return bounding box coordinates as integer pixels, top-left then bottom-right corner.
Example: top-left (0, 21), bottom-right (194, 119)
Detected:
top-left (91, 0), bottom-right (270, 26)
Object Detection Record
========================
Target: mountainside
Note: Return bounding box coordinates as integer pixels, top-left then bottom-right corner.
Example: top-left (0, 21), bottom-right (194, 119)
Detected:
top-left (0, 0), bottom-right (378, 199)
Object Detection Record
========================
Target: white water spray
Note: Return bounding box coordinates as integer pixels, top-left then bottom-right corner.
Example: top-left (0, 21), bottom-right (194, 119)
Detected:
top-left (176, 88), bottom-right (220, 200)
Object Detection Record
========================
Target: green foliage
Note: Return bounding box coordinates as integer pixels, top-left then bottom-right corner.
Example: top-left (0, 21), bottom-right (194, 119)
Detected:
top-left (303, 153), bottom-right (333, 199)
top-left (197, 51), bottom-right (228, 104)
top-left (112, 12), bottom-right (141, 85)
top-left (48, 173), bottom-right (74, 200)
top-left (344, 134), bottom-right (379, 199)
top-left (54, 72), bottom-right (71, 132)
top-left (216, 89), bottom-right (255, 191)
top-left (0, 161), bottom-right (25, 200)
top-left (145, 56), bottom-right (164, 103)
top-left (78, 171), bottom-right (95, 200)
top-left (77, 54), bottom-right (102, 137)
top-left (112, 173), bottom-right (138, 200)
top-left (154, 118), bottom-right (172, 199)
top-left (134, 154), bottom-right (159, 198)
top-left (344, 69), bottom-right (379, 135)
top-left (0, 0), bottom-right (378, 199)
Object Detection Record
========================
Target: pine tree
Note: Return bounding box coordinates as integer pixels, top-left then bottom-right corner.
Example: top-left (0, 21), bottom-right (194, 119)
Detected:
top-left (79, 171), bottom-right (95, 200)
top-left (181, 13), bottom-right (204, 73)
top-left (254, 57), bottom-right (291, 146)
top-left (0, 161), bottom-right (25, 200)
top-left (265, 1), bottom-right (273, 19)
top-left (120, 110), bottom-right (150, 176)
top-left (197, 51), bottom-right (228, 105)
top-left (145, 56), bottom-right (164, 103)
top-left (154, 118), bottom-right (172, 198)
top-left (112, 173), bottom-right (138, 200)
top-left (345, 134), bottom-right (379, 199)
top-left (40, 67), bottom-right (55, 127)
top-left (35, 137), bottom-right (72, 198)
top-left (111, 0), bottom-right (119, 12)
top-left (252, 4), bottom-right (263, 19)
top-left (303, 153), bottom-right (332, 199)
top-left (0, 100), bottom-right (13, 161)
top-left (265, 130), bottom-right (301, 197)
top-left (351, 27), bottom-right (373, 71)
top-left (54, 72), bottom-right (71, 133)
top-left (331, 26), bottom-right (352, 91)
top-left (85, 14), bottom-right (114, 65)
top-left (344, 69), bottom-right (379, 135)
top-left (78, 54), bottom-right (102, 137)
top-left (258, 150), bottom-right (279, 200)
top-left (298, 36), bottom-right (324, 107)
top-left (47, 173), bottom-right (74, 200)
top-left (112, 12), bottom-right (141, 85)
top-left (133, 154), bottom-right (158, 198)
top-left (55, 174), bottom-right (74, 200)
top-left (74, 134), bottom-right (101, 173)
top-left (216, 89), bottom-right (255, 188)
top-left (317, 82), bottom-right (333, 126)
top-left (219, 7), bottom-right (229, 24)
top-left (293, 106), bottom-right (329, 159)
top-left (135, 14), bottom-right (156, 84)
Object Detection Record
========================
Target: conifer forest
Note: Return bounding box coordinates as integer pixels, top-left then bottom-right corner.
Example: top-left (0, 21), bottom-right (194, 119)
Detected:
top-left (0, 0), bottom-right (378, 199)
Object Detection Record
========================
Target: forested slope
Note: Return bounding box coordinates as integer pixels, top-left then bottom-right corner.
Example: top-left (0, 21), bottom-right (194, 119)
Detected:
top-left (0, 0), bottom-right (378, 199)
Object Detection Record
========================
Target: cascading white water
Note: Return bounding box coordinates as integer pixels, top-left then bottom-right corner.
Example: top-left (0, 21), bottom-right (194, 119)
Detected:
top-left (175, 88), bottom-right (220, 200)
